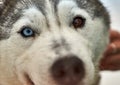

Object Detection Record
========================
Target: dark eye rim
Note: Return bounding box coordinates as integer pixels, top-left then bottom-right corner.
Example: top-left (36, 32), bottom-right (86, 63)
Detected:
top-left (72, 16), bottom-right (86, 29)
top-left (18, 26), bottom-right (35, 38)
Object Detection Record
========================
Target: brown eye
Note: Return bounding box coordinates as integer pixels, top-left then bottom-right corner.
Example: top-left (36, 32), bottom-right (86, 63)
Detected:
top-left (72, 16), bottom-right (86, 29)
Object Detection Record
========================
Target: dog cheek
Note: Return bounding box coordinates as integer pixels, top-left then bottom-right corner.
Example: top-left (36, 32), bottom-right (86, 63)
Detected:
top-left (84, 60), bottom-right (95, 85)
top-left (15, 49), bottom-right (57, 85)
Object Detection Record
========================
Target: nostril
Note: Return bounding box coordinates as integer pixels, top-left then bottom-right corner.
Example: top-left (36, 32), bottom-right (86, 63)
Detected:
top-left (56, 68), bottom-right (66, 78)
top-left (74, 65), bottom-right (81, 74)
top-left (50, 59), bottom-right (67, 79)
top-left (50, 55), bottom-right (85, 85)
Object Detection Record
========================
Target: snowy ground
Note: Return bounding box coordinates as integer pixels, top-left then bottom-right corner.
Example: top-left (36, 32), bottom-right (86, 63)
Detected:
top-left (100, 0), bottom-right (120, 85)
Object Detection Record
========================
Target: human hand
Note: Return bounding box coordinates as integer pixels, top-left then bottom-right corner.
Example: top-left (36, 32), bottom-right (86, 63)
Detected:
top-left (100, 30), bottom-right (120, 71)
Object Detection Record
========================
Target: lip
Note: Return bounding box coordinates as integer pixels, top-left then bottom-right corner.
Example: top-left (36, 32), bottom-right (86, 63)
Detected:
top-left (24, 73), bottom-right (35, 85)
top-left (23, 73), bottom-right (84, 85)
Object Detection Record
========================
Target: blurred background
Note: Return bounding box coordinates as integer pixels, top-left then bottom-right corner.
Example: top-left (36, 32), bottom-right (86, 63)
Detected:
top-left (100, 0), bottom-right (120, 85)
top-left (101, 0), bottom-right (120, 31)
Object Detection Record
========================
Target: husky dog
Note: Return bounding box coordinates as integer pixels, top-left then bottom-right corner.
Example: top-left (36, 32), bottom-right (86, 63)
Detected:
top-left (0, 0), bottom-right (110, 85)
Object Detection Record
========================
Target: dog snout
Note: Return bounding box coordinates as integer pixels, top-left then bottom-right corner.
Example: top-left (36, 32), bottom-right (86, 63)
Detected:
top-left (50, 55), bottom-right (85, 85)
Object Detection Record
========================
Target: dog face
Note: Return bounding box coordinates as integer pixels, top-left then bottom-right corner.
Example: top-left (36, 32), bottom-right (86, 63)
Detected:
top-left (0, 0), bottom-right (110, 85)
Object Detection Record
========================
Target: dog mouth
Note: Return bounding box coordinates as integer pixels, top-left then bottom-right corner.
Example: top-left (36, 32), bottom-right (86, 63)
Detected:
top-left (24, 73), bottom-right (35, 85)
top-left (23, 74), bottom-right (85, 85)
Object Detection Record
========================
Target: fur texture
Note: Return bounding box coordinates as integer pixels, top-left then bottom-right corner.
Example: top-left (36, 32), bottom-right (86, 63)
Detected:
top-left (0, 0), bottom-right (110, 85)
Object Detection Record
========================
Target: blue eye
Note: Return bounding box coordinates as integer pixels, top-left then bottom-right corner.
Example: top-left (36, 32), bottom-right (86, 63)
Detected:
top-left (20, 27), bottom-right (35, 37)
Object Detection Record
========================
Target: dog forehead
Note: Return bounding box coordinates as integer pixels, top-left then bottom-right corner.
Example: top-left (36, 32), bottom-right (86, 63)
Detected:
top-left (0, 0), bottom-right (108, 24)
top-left (0, 0), bottom-right (110, 40)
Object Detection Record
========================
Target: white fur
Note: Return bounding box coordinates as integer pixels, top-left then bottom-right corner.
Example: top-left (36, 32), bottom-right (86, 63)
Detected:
top-left (0, 0), bottom-right (109, 85)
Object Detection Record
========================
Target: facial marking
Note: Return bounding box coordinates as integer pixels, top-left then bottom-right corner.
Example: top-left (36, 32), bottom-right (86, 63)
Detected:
top-left (12, 7), bottom-right (49, 36)
top-left (52, 38), bottom-right (70, 55)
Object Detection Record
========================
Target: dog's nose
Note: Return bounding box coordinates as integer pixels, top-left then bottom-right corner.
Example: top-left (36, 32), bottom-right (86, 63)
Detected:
top-left (50, 55), bottom-right (85, 85)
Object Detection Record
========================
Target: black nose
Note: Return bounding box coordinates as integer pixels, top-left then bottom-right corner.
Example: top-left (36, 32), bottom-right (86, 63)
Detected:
top-left (50, 55), bottom-right (85, 85)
